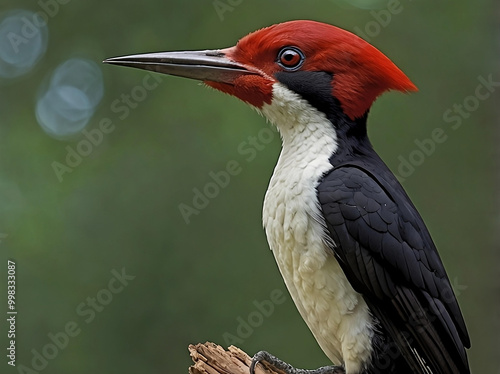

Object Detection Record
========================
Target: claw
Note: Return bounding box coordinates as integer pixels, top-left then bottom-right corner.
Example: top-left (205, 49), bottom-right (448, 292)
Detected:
top-left (250, 351), bottom-right (271, 374)
top-left (249, 350), bottom-right (345, 374)
top-left (249, 356), bottom-right (258, 374)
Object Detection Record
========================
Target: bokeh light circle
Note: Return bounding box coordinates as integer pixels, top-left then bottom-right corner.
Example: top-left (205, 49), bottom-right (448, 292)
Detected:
top-left (36, 58), bottom-right (104, 138)
top-left (0, 9), bottom-right (48, 78)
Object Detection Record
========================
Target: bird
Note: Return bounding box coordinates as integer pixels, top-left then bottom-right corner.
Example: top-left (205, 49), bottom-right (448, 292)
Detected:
top-left (104, 20), bottom-right (471, 374)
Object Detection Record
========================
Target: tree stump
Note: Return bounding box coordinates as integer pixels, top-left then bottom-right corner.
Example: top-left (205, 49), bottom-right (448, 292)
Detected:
top-left (188, 342), bottom-right (284, 374)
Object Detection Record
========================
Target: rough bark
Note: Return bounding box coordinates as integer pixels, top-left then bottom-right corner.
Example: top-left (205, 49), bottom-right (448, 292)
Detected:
top-left (188, 342), bottom-right (284, 374)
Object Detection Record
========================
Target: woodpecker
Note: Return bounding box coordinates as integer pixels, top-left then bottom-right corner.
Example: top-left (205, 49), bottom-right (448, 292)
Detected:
top-left (105, 20), bottom-right (471, 374)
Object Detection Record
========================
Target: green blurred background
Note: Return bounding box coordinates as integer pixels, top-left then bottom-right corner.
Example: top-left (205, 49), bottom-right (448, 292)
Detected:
top-left (1, 0), bottom-right (498, 373)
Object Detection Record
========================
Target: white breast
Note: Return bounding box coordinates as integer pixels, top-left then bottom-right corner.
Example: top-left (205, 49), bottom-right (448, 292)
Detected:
top-left (260, 83), bottom-right (374, 374)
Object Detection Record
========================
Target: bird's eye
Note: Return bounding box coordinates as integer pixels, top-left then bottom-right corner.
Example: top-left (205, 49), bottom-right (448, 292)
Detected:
top-left (277, 47), bottom-right (305, 71)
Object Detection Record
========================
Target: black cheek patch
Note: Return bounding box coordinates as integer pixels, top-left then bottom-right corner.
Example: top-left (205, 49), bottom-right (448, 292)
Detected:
top-left (274, 71), bottom-right (368, 140)
top-left (274, 71), bottom-right (341, 117)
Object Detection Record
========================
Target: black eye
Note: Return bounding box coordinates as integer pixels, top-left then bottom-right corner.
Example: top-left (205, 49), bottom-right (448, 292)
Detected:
top-left (277, 47), bottom-right (305, 71)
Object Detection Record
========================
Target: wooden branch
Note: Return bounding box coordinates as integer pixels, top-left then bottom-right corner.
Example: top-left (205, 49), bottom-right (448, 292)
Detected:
top-left (188, 342), bottom-right (285, 374)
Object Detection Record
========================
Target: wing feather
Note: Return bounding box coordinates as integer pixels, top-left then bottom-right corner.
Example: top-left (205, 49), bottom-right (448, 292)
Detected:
top-left (317, 165), bottom-right (470, 374)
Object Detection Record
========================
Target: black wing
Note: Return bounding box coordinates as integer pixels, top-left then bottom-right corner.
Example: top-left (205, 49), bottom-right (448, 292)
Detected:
top-left (317, 163), bottom-right (470, 374)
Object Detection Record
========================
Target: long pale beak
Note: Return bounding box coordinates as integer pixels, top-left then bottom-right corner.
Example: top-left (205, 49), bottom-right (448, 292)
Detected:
top-left (103, 49), bottom-right (256, 84)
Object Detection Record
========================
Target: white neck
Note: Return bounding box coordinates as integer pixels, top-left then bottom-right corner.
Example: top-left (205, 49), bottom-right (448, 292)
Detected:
top-left (260, 83), bottom-right (338, 153)
top-left (259, 83), bottom-right (374, 373)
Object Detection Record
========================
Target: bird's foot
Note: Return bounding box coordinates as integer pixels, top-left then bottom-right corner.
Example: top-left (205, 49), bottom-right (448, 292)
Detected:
top-left (250, 351), bottom-right (345, 374)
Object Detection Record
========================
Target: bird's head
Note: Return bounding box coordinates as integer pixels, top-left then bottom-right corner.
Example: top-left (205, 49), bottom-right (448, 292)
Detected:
top-left (105, 20), bottom-right (417, 121)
